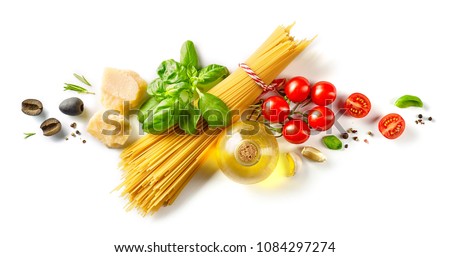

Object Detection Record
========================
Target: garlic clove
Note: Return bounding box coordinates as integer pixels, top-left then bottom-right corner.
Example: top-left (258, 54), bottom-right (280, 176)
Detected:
top-left (301, 146), bottom-right (326, 162)
top-left (286, 152), bottom-right (302, 176)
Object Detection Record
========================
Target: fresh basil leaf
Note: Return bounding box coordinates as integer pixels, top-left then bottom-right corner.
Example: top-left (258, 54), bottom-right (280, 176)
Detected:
top-left (143, 98), bottom-right (180, 134)
top-left (147, 78), bottom-right (167, 101)
top-left (138, 97), bottom-right (159, 123)
top-left (180, 40), bottom-right (199, 69)
top-left (197, 64), bottom-right (229, 92)
top-left (165, 81), bottom-right (192, 98)
top-left (187, 65), bottom-right (198, 80)
top-left (197, 64), bottom-right (229, 83)
top-left (157, 59), bottom-right (188, 84)
top-left (198, 93), bottom-right (231, 128)
top-left (179, 103), bottom-right (201, 135)
top-left (188, 65), bottom-right (199, 87)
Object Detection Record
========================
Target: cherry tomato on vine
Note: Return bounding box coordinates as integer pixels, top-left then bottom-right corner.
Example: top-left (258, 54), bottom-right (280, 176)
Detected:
top-left (311, 81), bottom-right (336, 106)
top-left (262, 96), bottom-right (290, 123)
top-left (378, 113), bottom-right (405, 139)
top-left (282, 119), bottom-right (310, 144)
top-left (284, 76), bottom-right (310, 103)
top-left (344, 93), bottom-right (371, 118)
top-left (308, 106), bottom-right (335, 131)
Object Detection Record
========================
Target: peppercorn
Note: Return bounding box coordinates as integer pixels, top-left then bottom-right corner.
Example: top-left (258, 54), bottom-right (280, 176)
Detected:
top-left (76, 130), bottom-right (81, 135)
top-left (344, 144), bottom-right (348, 148)
top-left (428, 117), bottom-right (433, 121)
top-left (341, 133), bottom-right (349, 139)
top-left (353, 136), bottom-right (359, 141)
top-left (418, 114), bottom-right (423, 118)
top-left (82, 140), bottom-right (86, 144)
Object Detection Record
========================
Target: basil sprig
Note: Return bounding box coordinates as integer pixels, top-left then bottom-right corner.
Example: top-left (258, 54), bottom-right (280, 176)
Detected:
top-left (140, 41), bottom-right (230, 134)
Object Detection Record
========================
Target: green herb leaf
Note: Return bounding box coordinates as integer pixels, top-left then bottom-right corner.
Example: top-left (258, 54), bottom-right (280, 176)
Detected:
top-left (165, 82), bottom-right (193, 101)
top-left (143, 98), bottom-right (180, 134)
top-left (197, 64), bottom-right (229, 92)
top-left (180, 40), bottom-right (199, 70)
top-left (73, 73), bottom-right (92, 86)
top-left (198, 93), bottom-right (231, 127)
top-left (147, 78), bottom-right (166, 101)
top-left (179, 103), bottom-right (201, 135)
top-left (395, 95), bottom-right (423, 108)
top-left (157, 59), bottom-right (189, 84)
top-left (23, 132), bottom-right (36, 139)
top-left (64, 83), bottom-right (95, 94)
top-left (187, 65), bottom-right (198, 80)
top-left (322, 135), bottom-right (343, 150)
top-left (138, 97), bottom-right (160, 124)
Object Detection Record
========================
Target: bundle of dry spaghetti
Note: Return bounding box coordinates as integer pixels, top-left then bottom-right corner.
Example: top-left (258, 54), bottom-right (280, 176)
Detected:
top-left (118, 24), bottom-right (314, 215)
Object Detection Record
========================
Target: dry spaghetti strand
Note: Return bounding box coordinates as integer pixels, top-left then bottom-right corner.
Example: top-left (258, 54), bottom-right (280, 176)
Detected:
top-left (118, 24), bottom-right (314, 215)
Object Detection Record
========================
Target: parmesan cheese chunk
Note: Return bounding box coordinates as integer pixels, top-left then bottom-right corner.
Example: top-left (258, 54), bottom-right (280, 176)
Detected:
top-left (101, 67), bottom-right (148, 112)
top-left (87, 110), bottom-right (130, 148)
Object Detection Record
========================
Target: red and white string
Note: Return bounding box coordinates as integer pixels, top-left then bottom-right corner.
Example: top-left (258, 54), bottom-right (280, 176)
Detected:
top-left (238, 63), bottom-right (280, 92)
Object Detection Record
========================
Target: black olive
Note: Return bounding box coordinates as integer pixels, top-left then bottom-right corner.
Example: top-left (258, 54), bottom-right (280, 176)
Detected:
top-left (59, 97), bottom-right (84, 116)
top-left (22, 99), bottom-right (43, 116)
top-left (40, 118), bottom-right (61, 136)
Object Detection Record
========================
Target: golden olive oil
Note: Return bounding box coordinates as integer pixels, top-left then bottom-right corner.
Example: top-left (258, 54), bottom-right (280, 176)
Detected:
top-left (216, 121), bottom-right (279, 184)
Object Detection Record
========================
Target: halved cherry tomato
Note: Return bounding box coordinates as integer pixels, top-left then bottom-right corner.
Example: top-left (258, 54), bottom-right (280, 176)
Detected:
top-left (308, 106), bottom-right (335, 131)
top-left (262, 96), bottom-right (290, 123)
top-left (284, 76), bottom-right (310, 103)
top-left (344, 93), bottom-right (371, 118)
top-left (311, 81), bottom-right (336, 106)
top-left (378, 113), bottom-right (405, 139)
top-left (282, 119), bottom-right (310, 144)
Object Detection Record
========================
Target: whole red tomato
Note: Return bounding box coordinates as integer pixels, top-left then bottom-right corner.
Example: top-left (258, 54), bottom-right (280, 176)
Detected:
top-left (311, 81), bottom-right (336, 106)
top-left (282, 119), bottom-right (310, 144)
top-left (284, 76), bottom-right (310, 103)
top-left (261, 96), bottom-right (290, 123)
top-left (308, 106), bottom-right (335, 131)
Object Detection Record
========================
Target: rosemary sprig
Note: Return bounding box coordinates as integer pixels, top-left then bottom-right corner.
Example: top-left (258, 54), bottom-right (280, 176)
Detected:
top-left (73, 73), bottom-right (92, 86)
top-left (64, 83), bottom-right (95, 94)
top-left (24, 132), bottom-right (36, 139)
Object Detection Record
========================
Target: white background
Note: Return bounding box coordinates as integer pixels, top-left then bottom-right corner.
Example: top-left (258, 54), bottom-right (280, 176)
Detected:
top-left (1, 0), bottom-right (449, 256)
